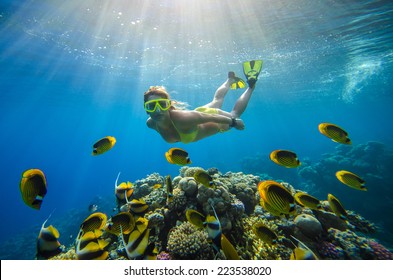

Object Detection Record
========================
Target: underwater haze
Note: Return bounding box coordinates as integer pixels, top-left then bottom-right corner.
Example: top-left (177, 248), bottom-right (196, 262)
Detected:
top-left (1, 0), bottom-right (393, 259)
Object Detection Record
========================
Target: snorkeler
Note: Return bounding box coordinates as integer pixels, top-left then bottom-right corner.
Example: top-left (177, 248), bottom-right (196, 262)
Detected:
top-left (144, 60), bottom-right (263, 144)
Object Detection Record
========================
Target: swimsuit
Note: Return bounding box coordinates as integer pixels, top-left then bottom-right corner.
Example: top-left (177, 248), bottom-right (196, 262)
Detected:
top-left (158, 107), bottom-right (222, 144)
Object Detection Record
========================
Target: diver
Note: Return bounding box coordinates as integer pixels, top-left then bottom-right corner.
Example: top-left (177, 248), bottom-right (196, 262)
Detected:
top-left (144, 60), bottom-right (263, 144)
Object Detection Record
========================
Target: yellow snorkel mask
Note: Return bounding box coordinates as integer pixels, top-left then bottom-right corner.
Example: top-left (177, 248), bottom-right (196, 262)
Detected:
top-left (144, 98), bottom-right (171, 113)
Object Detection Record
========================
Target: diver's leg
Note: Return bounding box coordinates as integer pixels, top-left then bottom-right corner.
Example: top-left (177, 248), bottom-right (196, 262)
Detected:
top-left (202, 73), bottom-right (235, 108)
top-left (230, 87), bottom-right (254, 118)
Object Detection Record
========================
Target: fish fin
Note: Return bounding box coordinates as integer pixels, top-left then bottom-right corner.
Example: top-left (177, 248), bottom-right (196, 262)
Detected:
top-left (115, 172), bottom-right (121, 188)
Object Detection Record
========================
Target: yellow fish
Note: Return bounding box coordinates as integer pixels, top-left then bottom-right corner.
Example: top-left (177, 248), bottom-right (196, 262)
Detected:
top-left (19, 168), bottom-right (47, 210)
top-left (79, 212), bottom-right (108, 234)
top-left (205, 204), bottom-right (222, 251)
top-left (165, 148), bottom-right (191, 165)
top-left (290, 236), bottom-right (318, 260)
top-left (105, 212), bottom-right (135, 236)
top-left (122, 228), bottom-right (150, 259)
top-left (129, 199), bottom-right (148, 214)
top-left (260, 199), bottom-right (285, 217)
top-left (194, 170), bottom-right (215, 188)
top-left (220, 234), bottom-right (240, 260)
top-left (186, 209), bottom-right (206, 229)
top-left (114, 172), bottom-right (134, 201)
top-left (76, 230), bottom-right (110, 260)
top-left (270, 149), bottom-right (301, 168)
top-left (258, 180), bottom-right (295, 215)
top-left (36, 214), bottom-right (62, 259)
top-left (318, 123), bottom-right (351, 144)
top-left (253, 222), bottom-right (278, 245)
top-left (328, 193), bottom-right (348, 220)
top-left (336, 170), bottom-right (366, 191)
top-left (92, 136), bottom-right (116, 155)
top-left (294, 192), bottom-right (322, 210)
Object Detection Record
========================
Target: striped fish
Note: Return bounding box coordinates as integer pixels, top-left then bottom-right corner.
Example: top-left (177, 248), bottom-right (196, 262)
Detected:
top-left (270, 149), bottom-right (301, 168)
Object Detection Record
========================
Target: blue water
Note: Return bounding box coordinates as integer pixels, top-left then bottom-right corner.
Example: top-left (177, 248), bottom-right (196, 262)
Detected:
top-left (1, 0), bottom-right (392, 259)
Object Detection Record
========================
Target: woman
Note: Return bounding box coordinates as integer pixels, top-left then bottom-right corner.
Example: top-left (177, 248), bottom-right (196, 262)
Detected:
top-left (144, 60), bottom-right (263, 144)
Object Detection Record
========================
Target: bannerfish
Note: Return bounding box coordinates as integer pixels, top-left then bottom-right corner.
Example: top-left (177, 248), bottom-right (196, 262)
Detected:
top-left (114, 172), bottom-right (134, 201)
top-left (76, 229), bottom-right (109, 260)
top-left (318, 123), bottom-right (351, 145)
top-left (20, 168), bottom-right (47, 210)
top-left (205, 202), bottom-right (222, 251)
top-left (290, 235), bottom-right (318, 260)
top-left (92, 136), bottom-right (116, 155)
top-left (336, 170), bottom-right (366, 191)
top-left (121, 228), bottom-right (150, 259)
top-left (270, 149), bottom-right (301, 168)
top-left (165, 148), bottom-right (191, 166)
top-left (36, 214), bottom-right (62, 259)
top-left (129, 199), bottom-right (149, 214)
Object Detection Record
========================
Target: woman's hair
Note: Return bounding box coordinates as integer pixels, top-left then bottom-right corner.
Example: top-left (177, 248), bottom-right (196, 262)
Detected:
top-left (143, 86), bottom-right (189, 110)
top-left (143, 86), bottom-right (170, 103)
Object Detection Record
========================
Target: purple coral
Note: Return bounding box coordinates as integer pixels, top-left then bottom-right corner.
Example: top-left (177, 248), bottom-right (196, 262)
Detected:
top-left (317, 241), bottom-right (346, 260)
top-left (368, 241), bottom-right (393, 260)
top-left (156, 251), bottom-right (172, 260)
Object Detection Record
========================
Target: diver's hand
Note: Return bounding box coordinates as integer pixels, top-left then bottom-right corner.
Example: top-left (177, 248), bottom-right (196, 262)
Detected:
top-left (233, 118), bottom-right (245, 130)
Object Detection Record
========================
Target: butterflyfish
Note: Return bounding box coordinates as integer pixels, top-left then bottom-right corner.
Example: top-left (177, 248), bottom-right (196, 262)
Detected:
top-left (259, 199), bottom-right (285, 217)
top-left (36, 214), bottom-right (62, 259)
top-left (335, 170), bottom-right (366, 191)
top-left (258, 180), bottom-right (295, 215)
top-left (194, 170), bottom-right (215, 188)
top-left (122, 228), bottom-right (150, 259)
top-left (76, 230), bottom-right (110, 260)
top-left (270, 149), bottom-right (301, 168)
top-left (114, 172), bottom-right (134, 201)
top-left (92, 136), bottom-right (116, 155)
top-left (79, 212), bottom-right (108, 234)
top-left (105, 212), bottom-right (135, 236)
top-left (165, 148), bottom-right (191, 166)
top-left (294, 192), bottom-right (322, 210)
top-left (186, 209), bottom-right (206, 229)
top-left (19, 168), bottom-right (47, 210)
top-left (220, 234), bottom-right (240, 260)
top-left (290, 236), bottom-right (318, 260)
top-left (328, 193), bottom-right (348, 220)
top-left (318, 123), bottom-right (351, 145)
top-left (253, 222), bottom-right (278, 245)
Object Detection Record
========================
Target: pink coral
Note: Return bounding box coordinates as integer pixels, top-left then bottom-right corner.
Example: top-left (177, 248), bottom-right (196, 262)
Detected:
top-left (368, 241), bottom-right (393, 260)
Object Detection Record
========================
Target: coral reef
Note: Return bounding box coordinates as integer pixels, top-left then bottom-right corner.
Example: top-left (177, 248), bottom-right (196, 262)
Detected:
top-left (3, 161), bottom-right (392, 260)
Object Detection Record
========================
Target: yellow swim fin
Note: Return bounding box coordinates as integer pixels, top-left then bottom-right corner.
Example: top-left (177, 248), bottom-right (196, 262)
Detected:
top-left (243, 60), bottom-right (263, 88)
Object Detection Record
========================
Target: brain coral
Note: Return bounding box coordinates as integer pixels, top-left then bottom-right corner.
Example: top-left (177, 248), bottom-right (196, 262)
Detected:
top-left (167, 222), bottom-right (213, 260)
